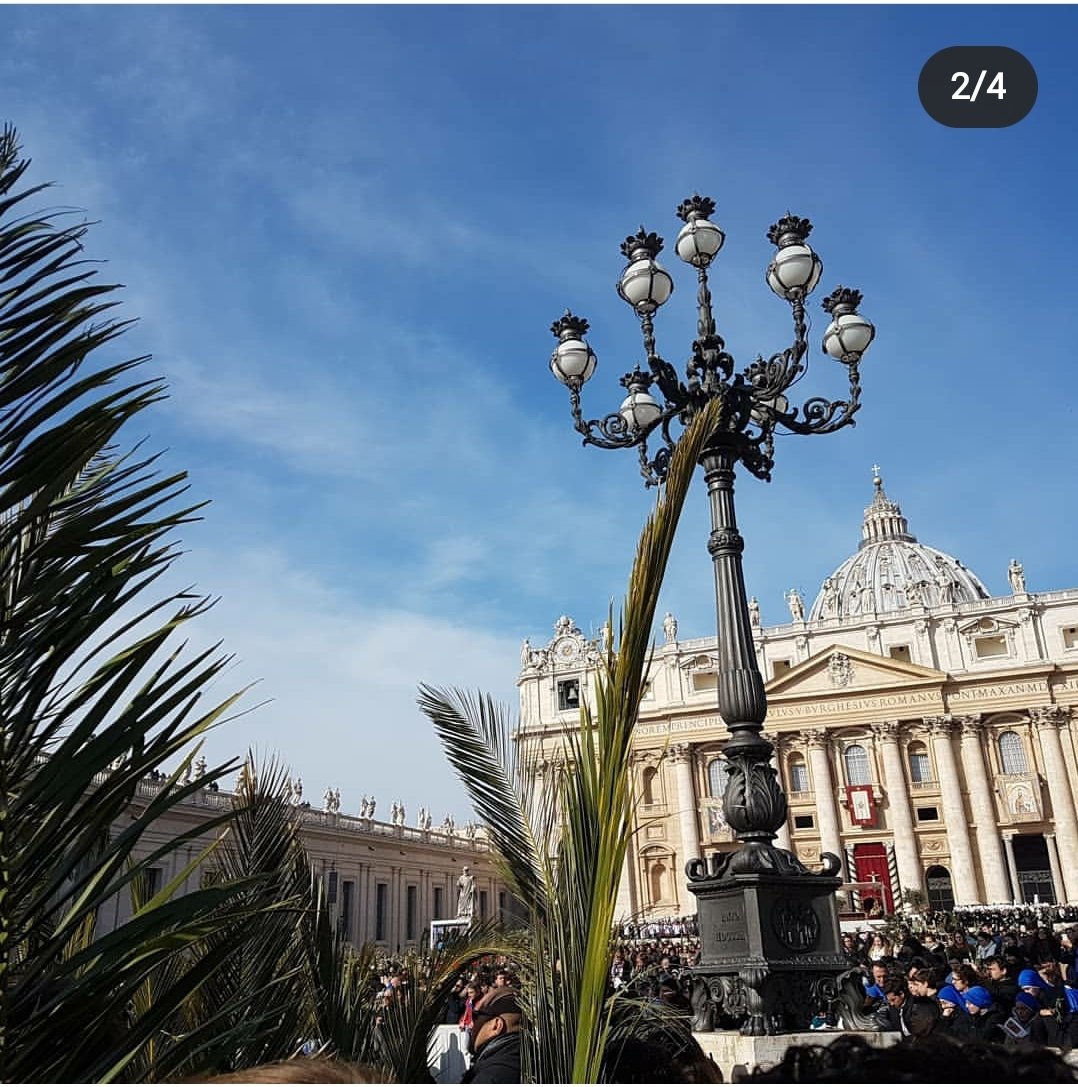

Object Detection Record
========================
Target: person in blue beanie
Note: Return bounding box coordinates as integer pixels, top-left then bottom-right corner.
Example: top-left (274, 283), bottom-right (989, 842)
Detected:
top-left (964, 984), bottom-right (1006, 1043)
top-left (937, 983), bottom-right (974, 1040)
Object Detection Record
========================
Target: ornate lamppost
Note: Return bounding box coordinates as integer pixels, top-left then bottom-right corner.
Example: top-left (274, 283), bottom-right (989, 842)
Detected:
top-left (549, 195), bottom-right (875, 1034)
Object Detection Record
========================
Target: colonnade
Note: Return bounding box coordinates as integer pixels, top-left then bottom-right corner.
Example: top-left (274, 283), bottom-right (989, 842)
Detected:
top-left (639, 705), bottom-right (1078, 909)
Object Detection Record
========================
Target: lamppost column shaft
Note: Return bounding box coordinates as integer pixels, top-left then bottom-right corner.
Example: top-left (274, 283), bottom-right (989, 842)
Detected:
top-left (701, 447), bottom-right (768, 754)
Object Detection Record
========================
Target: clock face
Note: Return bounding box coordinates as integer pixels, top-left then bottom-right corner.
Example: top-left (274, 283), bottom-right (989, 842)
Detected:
top-left (555, 638), bottom-right (577, 661)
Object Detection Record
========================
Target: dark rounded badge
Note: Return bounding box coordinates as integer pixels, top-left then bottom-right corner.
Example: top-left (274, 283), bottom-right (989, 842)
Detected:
top-left (919, 46), bottom-right (1037, 127)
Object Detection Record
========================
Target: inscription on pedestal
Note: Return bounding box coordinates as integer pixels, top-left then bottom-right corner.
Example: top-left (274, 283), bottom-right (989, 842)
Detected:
top-left (703, 899), bottom-right (749, 958)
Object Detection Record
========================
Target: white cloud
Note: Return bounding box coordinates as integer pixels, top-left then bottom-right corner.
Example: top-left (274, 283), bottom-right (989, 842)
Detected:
top-left (168, 544), bottom-right (520, 820)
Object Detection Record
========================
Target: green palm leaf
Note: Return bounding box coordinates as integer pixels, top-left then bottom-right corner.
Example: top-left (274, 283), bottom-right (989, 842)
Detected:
top-left (0, 124), bottom-right (267, 1082)
top-left (421, 395), bottom-right (724, 1082)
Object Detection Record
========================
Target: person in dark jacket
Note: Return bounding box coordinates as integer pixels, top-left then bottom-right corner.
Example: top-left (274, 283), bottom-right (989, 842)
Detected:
top-left (878, 977), bottom-right (940, 1037)
top-left (460, 988), bottom-right (522, 1084)
top-left (937, 983), bottom-right (974, 1041)
top-left (964, 985), bottom-right (1007, 1043)
top-left (983, 956), bottom-right (1019, 1007)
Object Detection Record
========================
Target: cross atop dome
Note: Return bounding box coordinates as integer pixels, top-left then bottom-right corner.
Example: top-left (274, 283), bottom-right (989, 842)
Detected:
top-left (861, 464), bottom-right (914, 546)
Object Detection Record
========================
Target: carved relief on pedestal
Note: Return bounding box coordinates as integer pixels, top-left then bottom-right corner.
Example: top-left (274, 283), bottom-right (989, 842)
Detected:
top-left (922, 837), bottom-right (946, 854)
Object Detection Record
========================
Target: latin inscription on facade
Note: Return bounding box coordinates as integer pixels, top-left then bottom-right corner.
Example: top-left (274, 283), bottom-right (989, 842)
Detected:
top-left (948, 680), bottom-right (1045, 703)
top-left (636, 715), bottom-right (724, 738)
top-left (766, 689), bottom-right (938, 719)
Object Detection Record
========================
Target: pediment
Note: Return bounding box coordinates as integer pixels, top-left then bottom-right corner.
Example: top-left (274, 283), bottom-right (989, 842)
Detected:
top-left (766, 644), bottom-right (947, 699)
top-left (957, 614), bottom-right (1018, 637)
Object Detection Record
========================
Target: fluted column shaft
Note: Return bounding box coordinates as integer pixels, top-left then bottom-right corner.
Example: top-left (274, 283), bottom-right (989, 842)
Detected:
top-left (957, 715), bottom-right (1011, 904)
top-left (1033, 708), bottom-right (1078, 903)
top-left (803, 730), bottom-right (843, 866)
top-left (669, 744), bottom-right (702, 869)
top-left (925, 716), bottom-right (979, 904)
top-left (873, 721), bottom-right (923, 897)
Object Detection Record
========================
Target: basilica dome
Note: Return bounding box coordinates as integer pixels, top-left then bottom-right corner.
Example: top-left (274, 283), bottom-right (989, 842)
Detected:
top-left (809, 470), bottom-right (990, 621)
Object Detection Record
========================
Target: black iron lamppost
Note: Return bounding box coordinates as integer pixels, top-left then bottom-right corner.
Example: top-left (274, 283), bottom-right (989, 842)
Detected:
top-left (549, 195), bottom-right (875, 1034)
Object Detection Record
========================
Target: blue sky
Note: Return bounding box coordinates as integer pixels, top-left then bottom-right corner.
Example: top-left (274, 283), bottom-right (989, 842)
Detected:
top-left (6, 5), bottom-right (1078, 819)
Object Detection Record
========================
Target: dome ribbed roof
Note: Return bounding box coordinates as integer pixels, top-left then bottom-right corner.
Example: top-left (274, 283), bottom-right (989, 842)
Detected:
top-left (809, 469), bottom-right (990, 621)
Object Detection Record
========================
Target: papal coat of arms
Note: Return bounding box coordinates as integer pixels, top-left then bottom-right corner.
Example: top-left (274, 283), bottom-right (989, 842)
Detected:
top-left (828, 651), bottom-right (854, 687)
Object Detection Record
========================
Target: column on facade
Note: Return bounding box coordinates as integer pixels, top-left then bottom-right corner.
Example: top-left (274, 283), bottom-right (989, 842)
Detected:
top-left (1002, 833), bottom-right (1022, 903)
top-left (1032, 707), bottom-right (1078, 903)
top-left (667, 743), bottom-right (701, 868)
top-left (1045, 833), bottom-right (1066, 907)
top-left (802, 729), bottom-right (843, 868)
top-left (957, 714), bottom-right (1011, 904)
top-left (925, 715), bottom-right (979, 904)
top-left (871, 720), bottom-right (923, 898)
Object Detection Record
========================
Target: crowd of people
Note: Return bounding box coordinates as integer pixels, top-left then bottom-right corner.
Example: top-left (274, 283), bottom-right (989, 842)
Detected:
top-left (831, 920), bottom-right (1078, 1050)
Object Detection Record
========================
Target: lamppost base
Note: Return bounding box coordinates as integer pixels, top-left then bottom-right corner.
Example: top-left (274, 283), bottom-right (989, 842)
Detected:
top-left (688, 866), bottom-right (847, 1036)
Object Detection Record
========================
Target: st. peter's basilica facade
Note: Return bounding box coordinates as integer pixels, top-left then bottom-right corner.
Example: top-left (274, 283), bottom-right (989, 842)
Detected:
top-left (517, 472), bottom-right (1078, 918)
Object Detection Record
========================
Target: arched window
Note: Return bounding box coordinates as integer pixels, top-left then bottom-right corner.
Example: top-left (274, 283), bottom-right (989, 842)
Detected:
top-left (907, 742), bottom-right (932, 784)
top-left (641, 765), bottom-right (658, 806)
top-left (999, 730), bottom-right (1028, 774)
top-left (843, 743), bottom-right (871, 786)
top-left (788, 756), bottom-right (810, 794)
top-left (707, 758), bottom-right (729, 799)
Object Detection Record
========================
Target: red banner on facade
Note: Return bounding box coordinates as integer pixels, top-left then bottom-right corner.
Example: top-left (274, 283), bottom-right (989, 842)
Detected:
top-left (845, 784), bottom-right (876, 827)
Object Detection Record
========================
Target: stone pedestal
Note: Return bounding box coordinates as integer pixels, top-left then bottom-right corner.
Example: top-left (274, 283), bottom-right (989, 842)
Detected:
top-left (695, 1029), bottom-right (900, 1083)
top-left (688, 861), bottom-right (847, 1035)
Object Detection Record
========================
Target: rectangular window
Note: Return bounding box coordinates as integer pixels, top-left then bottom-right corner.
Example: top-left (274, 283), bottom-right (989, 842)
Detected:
top-left (375, 882), bottom-right (388, 942)
top-left (975, 635), bottom-right (1008, 659)
top-left (888, 645), bottom-right (911, 662)
top-left (909, 751), bottom-right (932, 783)
top-left (327, 869), bottom-right (338, 905)
top-left (916, 806), bottom-right (940, 822)
top-left (789, 763), bottom-right (810, 794)
top-left (772, 660), bottom-right (792, 677)
top-left (498, 890), bottom-right (507, 921)
top-left (1063, 626), bottom-right (1078, 650)
top-left (479, 890), bottom-right (488, 920)
top-left (144, 866), bottom-right (162, 898)
top-left (433, 886), bottom-right (444, 920)
top-left (692, 672), bottom-right (718, 692)
top-left (557, 679), bottom-right (580, 711)
top-left (793, 814), bottom-right (815, 830)
top-left (341, 880), bottom-right (354, 939)
top-left (406, 885), bottom-right (418, 941)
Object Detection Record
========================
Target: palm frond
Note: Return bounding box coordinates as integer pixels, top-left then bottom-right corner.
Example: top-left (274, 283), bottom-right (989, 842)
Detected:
top-left (0, 124), bottom-right (268, 1083)
top-left (421, 397), bottom-right (726, 1083)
